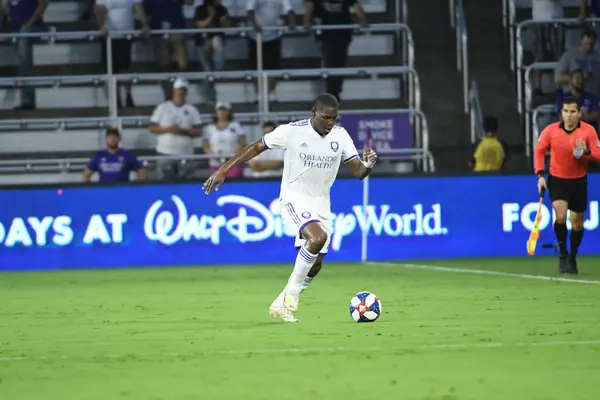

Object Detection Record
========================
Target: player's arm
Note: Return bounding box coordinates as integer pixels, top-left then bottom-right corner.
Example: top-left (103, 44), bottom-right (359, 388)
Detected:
top-left (252, 160), bottom-right (283, 172)
top-left (534, 126), bottom-right (552, 176)
top-left (346, 156), bottom-right (373, 179)
top-left (220, 139), bottom-right (267, 172)
top-left (583, 130), bottom-right (600, 161)
top-left (236, 124), bottom-right (247, 150)
top-left (204, 125), bottom-right (289, 193)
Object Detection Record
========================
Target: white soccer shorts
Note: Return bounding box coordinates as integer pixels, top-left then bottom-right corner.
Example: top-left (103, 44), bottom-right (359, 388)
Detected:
top-left (280, 201), bottom-right (332, 254)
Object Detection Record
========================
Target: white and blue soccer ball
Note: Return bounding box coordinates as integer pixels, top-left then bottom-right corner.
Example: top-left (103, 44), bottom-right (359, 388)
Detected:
top-left (349, 291), bottom-right (382, 322)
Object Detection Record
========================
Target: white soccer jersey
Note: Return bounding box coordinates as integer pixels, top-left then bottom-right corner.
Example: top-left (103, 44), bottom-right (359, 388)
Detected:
top-left (262, 118), bottom-right (359, 215)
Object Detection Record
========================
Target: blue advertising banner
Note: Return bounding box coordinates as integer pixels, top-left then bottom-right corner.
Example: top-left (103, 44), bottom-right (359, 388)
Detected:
top-left (0, 174), bottom-right (599, 271)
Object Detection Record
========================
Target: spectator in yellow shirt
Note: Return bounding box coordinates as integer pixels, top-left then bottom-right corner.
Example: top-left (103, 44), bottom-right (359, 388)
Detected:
top-left (470, 116), bottom-right (507, 172)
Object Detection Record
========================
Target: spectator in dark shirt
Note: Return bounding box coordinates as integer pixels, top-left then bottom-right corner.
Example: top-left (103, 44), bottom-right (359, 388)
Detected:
top-left (555, 28), bottom-right (600, 98)
top-left (556, 69), bottom-right (600, 132)
top-left (83, 128), bottom-right (147, 183)
top-left (145, 0), bottom-right (192, 99)
top-left (304, 0), bottom-right (368, 103)
top-left (195, 0), bottom-right (230, 103)
top-left (7, 0), bottom-right (47, 110)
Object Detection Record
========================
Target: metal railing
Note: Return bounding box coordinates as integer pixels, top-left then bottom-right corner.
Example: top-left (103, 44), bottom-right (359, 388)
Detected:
top-left (0, 108), bottom-right (432, 168)
top-left (451, 0), bottom-right (469, 113)
top-left (532, 104), bottom-right (557, 144)
top-left (0, 23), bottom-right (414, 118)
top-left (0, 149), bottom-right (436, 174)
top-left (523, 61), bottom-right (557, 157)
top-left (468, 81), bottom-right (484, 143)
top-left (514, 17), bottom-right (600, 114)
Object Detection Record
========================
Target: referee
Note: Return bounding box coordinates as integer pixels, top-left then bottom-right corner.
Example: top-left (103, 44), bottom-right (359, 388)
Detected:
top-left (535, 97), bottom-right (600, 274)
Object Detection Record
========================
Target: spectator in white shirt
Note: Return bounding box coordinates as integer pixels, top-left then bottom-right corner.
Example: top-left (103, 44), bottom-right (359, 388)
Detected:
top-left (95, 0), bottom-right (150, 108)
top-left (249, 121), bottom-right (284, 178)
top-left (246, 0), bottom-right (295, 103)
top-left (148, 77), bottom-right (203, 180)
top-left (203, 101), bottom-right (247, 178)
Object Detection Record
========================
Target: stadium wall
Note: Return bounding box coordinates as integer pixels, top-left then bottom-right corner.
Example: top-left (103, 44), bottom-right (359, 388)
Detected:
top-left (1, 174), bottom-right (599, 271)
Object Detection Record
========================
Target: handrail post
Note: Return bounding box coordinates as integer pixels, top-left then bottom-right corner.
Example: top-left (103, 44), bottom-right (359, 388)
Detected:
top-left (509, 0), bottom-right (515, 72)
top-left (106, 34), bottom-right (118, 119)
top-left (462, 30), bottom-right (468, 113)
top-left (256, 33), bottom-right (266, 115)
top-left (524, 65), bottom-right (534, 158)
top-left (516, 22), bottom-right (524, 115)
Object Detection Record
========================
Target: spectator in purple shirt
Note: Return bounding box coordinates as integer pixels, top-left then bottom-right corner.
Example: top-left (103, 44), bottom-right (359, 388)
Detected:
top-left (83, 128), bottom-right (148, 183)
top-left (4, 0), bottom-right (47, 110)
top-left (556, 69), bottom-right (600, 132)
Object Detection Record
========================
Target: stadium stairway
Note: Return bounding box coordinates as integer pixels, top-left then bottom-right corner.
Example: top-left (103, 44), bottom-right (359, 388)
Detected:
top-left (407, 0), bottom-right (471, 172)
top-left (463, 0), bottom-right (527, 171)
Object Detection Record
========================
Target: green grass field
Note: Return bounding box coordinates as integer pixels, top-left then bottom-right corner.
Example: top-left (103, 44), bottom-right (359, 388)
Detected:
top-left (2, 257), bottom-right (600, 400)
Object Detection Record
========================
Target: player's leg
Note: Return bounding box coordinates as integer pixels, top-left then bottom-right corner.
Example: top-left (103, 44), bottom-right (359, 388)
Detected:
top-left (282, 221), bottom-right (328, 311)
top-left (548, 175), bottom-right (570, 273)
top-left (301, 254), bottom-right (325, 294)
top-left (567, 177), bottom-right (588, 274)
top-left (270, 205), bottom-right (328, 318)
top-left (552, 199), bottom-right (570, 273)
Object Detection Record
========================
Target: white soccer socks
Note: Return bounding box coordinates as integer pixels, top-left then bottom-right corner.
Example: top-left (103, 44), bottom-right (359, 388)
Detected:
top-left (271, 247), bottom-right (318, 313)
top-left (300, 276), bottom-right (313, 294)
top-left (288, 246), bottom-right (318, 291)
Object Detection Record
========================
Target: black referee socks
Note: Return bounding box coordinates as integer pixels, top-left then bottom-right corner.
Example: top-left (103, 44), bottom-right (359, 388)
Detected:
top-left (554, 222), bottom-right (568, 255)
top-left (570, 230), bottom-right (584, 259)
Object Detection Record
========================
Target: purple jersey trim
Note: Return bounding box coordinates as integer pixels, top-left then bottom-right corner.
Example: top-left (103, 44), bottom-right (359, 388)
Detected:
top-left (262, 135), bottom-right (271, 149)
top-left (344, 154), bottom-right (359, 163)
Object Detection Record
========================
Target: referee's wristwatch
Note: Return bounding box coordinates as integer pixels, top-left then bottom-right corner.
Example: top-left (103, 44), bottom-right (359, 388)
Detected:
top-left (536, 171), bottom-right (545, 179)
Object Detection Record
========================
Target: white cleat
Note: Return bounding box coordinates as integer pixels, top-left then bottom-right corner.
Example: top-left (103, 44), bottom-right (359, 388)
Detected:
top-left (269, 306), bottom-right (299, 323)
top-left (283, 290), bottom-right (300, 312)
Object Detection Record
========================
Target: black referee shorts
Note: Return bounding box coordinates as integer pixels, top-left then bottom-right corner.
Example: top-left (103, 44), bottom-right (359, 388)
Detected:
top-left (101, 38), bottom-right (132, 73)
top-left (548, 175), bottom-right (588, 213)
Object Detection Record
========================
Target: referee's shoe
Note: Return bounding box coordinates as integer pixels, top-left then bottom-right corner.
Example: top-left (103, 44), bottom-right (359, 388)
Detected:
top-left (559, 255), bottom-right (579, 275)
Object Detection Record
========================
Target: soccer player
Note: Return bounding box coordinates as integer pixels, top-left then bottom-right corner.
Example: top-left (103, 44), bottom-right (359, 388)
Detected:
top-left (534, 96), bottom-right (600, 274)
top-left (203, 93), bottom-right (378, 322)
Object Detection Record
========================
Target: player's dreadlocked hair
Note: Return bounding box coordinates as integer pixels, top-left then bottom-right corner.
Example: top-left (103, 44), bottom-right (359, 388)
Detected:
top-left (313, 93), bottom-right (339, 110)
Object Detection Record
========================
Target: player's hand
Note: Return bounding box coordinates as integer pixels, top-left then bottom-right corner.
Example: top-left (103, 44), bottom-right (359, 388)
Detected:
top-left (537, 176), bottom-right (547, 194)
top-left (203, 169), bottom-right (226, 194)
top-left (363, 148), bottom-right (377, 168)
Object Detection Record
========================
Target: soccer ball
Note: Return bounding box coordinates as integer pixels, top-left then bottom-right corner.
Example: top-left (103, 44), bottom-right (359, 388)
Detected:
top-left (349, 291), bottom-right (382, 322)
